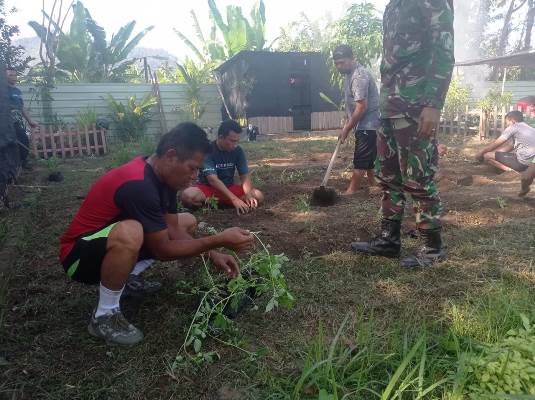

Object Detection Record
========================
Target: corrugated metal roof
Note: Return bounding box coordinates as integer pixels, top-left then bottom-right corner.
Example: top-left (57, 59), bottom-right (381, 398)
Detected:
top-left (455, 49), bottom-right (535, 67)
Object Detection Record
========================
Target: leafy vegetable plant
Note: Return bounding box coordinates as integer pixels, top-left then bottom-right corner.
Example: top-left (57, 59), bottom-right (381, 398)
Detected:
top-left (463, 314), bottom-right (535, 397)
top-left (173, 233), bottom-right (295, 371)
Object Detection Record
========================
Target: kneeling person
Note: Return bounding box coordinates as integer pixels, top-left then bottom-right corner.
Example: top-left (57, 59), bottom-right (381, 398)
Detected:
top-left (475, 111), bottom-right (535, 173)
top-left (181, 120), bottom-right (264, 215)
top-left (59, 123), bottom-right (254, 345)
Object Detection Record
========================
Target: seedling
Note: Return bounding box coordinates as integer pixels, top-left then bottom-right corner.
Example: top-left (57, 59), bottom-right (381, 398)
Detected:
top-left (205, 196), bottom-right (219, 210)
top-left (496, 197), bottom-right (507, 209)
top-left (173, 233), bottom-right (295, 371)
top-left (295, 196), bottom-right (311, 213)
top-left (44, 157), bottom-right (63, 182)
top-left (279, 168), bottom-right (306, 184)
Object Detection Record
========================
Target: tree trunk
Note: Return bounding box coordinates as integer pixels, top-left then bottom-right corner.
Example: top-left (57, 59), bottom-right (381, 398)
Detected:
top-left (524, 0), bottom-right (535, 50)
top-left (497, 0), bottom-right (518, 57)
top-left (476, 0), bottom-right (491, 57)
top-left (492, 0), bottom-right (527, 79)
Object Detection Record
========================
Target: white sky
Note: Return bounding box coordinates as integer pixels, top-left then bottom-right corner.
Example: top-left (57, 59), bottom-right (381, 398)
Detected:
top-left (7, 0), bottom-right (389, 60)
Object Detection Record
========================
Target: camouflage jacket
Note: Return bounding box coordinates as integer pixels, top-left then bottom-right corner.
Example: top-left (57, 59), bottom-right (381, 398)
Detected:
top-left (380, 0), bottom-right (455, 120)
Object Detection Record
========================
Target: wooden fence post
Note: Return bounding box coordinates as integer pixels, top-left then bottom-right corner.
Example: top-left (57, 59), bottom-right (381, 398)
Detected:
top-left (40, 126), bottom-right (47, 159)
top-left (31, 126), bottom-right (39, 157)
top-left (464, 105), bottom-right (469, 139)
top-left (92, 124), bottom-right (99, 154)
top-left (101, 129), bottom-right (107, 154)
top-left (59, 127), bottom-right (66, 158)
top-left (67, 127), bottom-right (74, 157)
top-left (49, 125), bottom-right (57, 158)
top-left (84, 126), bottom-right (91, 155)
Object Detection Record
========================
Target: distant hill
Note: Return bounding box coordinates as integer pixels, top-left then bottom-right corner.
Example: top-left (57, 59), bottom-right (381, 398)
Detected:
top-left (14, 36), bottom-right (177, 72)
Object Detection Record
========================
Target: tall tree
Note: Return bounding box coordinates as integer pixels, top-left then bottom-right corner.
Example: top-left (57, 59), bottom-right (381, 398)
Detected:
top-left (476, 0), bottom-right (492, 57)
top-left (523, 0), bottom-right (535, 49)
top-left (28, 0), bottom-right (73, 124)
top-left (31, 1), bottom-right (153, 83)
top-left (0, 1), bottom-right (32, 72)
top-left (496, 0), bottom-right (528, 57)
top-left (276, 13), bottom-right (331, 52)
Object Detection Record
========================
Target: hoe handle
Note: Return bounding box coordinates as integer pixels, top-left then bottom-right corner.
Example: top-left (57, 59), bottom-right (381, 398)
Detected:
top-left (321, 138), bottom-right (342, 187)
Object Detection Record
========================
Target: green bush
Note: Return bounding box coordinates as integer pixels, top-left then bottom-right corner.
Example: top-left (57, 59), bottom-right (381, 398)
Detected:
top-left (107, 94), bottom-right (158, 142)
top-left (75, 108), bottom-right (98, 129)
top-left (443, 77), bottom-right (472, 120)
top-left (463, 315), bottom-right (535, 397)
top-left (477, 89), bottom-right (513, 112)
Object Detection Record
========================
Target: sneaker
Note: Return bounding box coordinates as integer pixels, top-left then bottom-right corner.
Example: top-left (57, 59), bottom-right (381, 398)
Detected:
top-left (122, 274), bottom-right (162, 299)
top-left (88, 309), bottom-right (143, 345)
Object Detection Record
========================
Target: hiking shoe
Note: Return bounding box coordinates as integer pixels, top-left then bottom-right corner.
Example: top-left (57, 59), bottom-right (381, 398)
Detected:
top-left (88, 309), bottom-right (143, 346)
top-left (351, 219), bottom-right (401, 258)
top-left (401, 246), bottom-right (447, 268)
top-left (122, 274), bottom-right (162, 299)
top-left (400, 228), bottom-right (447, 268)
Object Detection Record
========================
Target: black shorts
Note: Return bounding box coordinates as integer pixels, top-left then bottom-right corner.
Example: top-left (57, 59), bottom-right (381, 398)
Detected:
top-left (495, 152), bottom-right (529, 172)
top-left (62, 223), bottom-right (151, 285)
top-left (353, 130), bottom-right (377, 170)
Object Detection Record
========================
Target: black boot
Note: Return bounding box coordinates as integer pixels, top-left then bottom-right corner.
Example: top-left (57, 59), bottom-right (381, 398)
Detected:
top-left (351, 219), bottom-right (401, 258)
top-left (401, 228), bottom-right (447, 268)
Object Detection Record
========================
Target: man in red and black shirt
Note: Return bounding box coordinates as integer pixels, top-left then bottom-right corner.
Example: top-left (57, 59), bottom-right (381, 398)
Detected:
top-left (60, 123), bottom-right (254, 345)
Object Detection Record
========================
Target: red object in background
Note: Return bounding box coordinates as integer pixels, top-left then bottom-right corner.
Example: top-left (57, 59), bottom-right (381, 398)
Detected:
top-left (516, 96), bottom-right (535, 114)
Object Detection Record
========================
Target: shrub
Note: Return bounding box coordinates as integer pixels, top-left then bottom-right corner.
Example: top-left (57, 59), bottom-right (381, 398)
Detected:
top-left (107, 94), bottom-right (158, 142)
top-left (462, 315), bottom-right (535, 397)
top-left (443, 77), bottom-right (472, 120)
top-left (75, 108), bottom-right (98, 129)
top-left (477, 89), bottom-right (513, 112)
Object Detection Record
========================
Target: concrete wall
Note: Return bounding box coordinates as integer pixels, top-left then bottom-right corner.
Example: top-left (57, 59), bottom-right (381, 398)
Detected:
top-left (19, 83), bottom-right (223, 140)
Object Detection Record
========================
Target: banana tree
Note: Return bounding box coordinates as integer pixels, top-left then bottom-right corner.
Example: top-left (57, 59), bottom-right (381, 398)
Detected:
top-left (55, 1), bottom-right (92, 81)
top-left (32, 1), bottom-right (153, 82)
top-left (208, 0), bottom-right (266, 56)
top-left (174, 10), bottom-right (226, 66)
top-left (176, 58), bottom-right (212, 121)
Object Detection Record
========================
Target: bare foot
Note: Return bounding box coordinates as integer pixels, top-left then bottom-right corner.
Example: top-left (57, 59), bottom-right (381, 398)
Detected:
top-left (342, 188), bottom-right (361, 196)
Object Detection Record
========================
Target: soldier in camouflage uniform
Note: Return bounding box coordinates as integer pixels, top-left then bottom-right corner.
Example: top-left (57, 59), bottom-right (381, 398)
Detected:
top-left (351, 0), bottom-right (454, 268)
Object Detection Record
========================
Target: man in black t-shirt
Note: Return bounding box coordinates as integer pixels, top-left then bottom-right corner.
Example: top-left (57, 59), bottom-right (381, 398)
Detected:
top-left (181, 120), bottom-right (264, 215)
top-left (60, 123), bottom-right (254, 345)
top-left (7, 69), bottom-right (37, 166)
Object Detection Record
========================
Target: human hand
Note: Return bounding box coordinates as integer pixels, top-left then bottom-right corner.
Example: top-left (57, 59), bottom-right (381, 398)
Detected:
top-left (418, 107), bottom-right (441, 138)
top-left (231, 197), bottom-right (250, 215)
top-left (339, 124), bottom-right (351, 144)
top-left (244, 192), bottom-right (258, 209)
top-left (209, 251), bottom-right (240, 278)
top-left (218, 227), bottom-right (254, 252)
top-left (475, 151), bottom-right (485, 163)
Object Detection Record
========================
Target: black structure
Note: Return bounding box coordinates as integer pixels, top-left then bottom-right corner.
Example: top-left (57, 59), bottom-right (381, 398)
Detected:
top-left (214, 51), bottom-right (342, 131)
top-left (0, 62), bottom-right (20, 205)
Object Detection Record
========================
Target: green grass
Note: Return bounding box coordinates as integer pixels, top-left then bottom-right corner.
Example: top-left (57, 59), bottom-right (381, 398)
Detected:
top-left (446, 276), bottom-right (535, 344)
top-left (241, 136), bottom-right (337, 161)
top-left (106, 136), bottom-right (156, 169)
top-left (1, 135), bottom-right (535, 399)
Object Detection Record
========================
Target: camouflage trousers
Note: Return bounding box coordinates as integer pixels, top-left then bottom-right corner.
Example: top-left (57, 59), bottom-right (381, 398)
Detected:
top-left (375, 117), bottom-right (443, 230)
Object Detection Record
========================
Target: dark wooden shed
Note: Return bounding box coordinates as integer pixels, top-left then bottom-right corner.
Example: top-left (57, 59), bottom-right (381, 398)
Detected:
top-left (214, 51), bottom-right (343, 134)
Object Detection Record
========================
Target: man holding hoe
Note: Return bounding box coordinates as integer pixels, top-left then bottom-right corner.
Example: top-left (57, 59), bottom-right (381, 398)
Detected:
top-left (332, 44), bottom-right (381, 195)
